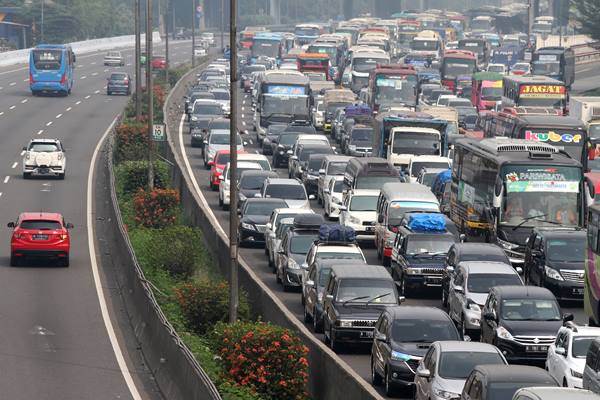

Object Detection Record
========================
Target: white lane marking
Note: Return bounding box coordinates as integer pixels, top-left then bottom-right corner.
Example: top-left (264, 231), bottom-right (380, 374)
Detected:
top-left (242, 121), bottom-right (246, 126)
top-left (79, 64), bottom-right (85, 68)
top-left (92, 72), bottom-right (98, 76)
top-left (242, 99), bottom-right (246, 104)
top-left (46, 121), bottom-right (53, 126)
top-left (94, 90), bottom-right (100, 94)
top-left (255, 150), bottom-right (260, 154)
top-left (87, 117), bottom-right (143, 400)
top-left (126, 63), bottom-right (132, 66)
top-left (81, 76), bottom-right (87, 80)
top-left (37, 129), bottom-right (43, 135)
top-left (11, 162), bottom-right (17, 169)
top-left (9, 82), bottom-right (15, 86)
top-left (85, 95), bottom-right (91, 99)
top-left (249, 139), bottom-right (253, 144)
top-left (9, 105), bottom-right (15, 110)
top-left (66, 107), bottom-right (72, 112)
top-left (56, 113), bottom-right (62, 119)
top-left (0, 192), bottom-right (2, 197)
top-left (104, 68), bottom-right (109, 72)
top-left (0, 66), bottom-right (27, 76)
top-left (23, 78), bottom-right (28, 82)
top-left (3, 176), bottom-right (9, 183)
top-left (0, 112), bottom-right (4, 116)
top-left (90, 61), bottom-right (96, 65)
top-left (241, 106), bottom-right (245, 111)
top-left (241, 114), bottom-right (245, 118)
top-left (76, 100), bottom-right (82, 105)
top-left (21, 99), bottom-right (27, 103)
top-left (20, 150), bottom-right (25, 156)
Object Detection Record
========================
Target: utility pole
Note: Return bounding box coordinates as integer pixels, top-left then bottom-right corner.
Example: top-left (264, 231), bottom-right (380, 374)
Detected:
top-left (221, 0), bottom-right (225, 51)
top-left (135, 0), bottom-right (142, 121)
top-left (229, 0), bottom-right (239, 323)
top-left (41, 0), bottom-right (44, 43)
top-left (147, 0), bottom-right (155, 190)
top-left (192, 0), bottom-right (196, 67)
top-left (165, 0), bottom-right (170, 87)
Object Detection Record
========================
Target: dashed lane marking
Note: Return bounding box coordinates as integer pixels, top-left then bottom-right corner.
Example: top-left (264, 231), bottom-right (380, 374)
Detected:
top-left (76, 101), bottom-right (82, 105)
top-left (37, 130), bottom-right (43, 135)
top-left (21, 99), bottom-right (27, 103)
top-left (94, 90), bottom-right (100, 94)
top-left (11, 162), bottom-right (17, 169)
top-left (242, 121), bottom-right (246, 126)
top-left (56, 114), bottom-right (62, 119)
top-left (92, 72), bottom-right (98, 76)
top-left (3, 176), bottom-right (9, 184)
top-left (9, 105), bottom-right (15, 110)
top-left (46, 121), bottom-right (52, 126)
top-left (9, 82), bottom-right (15, 86)
top-left (85, 95), bottom-right (91, 99)
top-left (66, 107), bottom-right (72, 112)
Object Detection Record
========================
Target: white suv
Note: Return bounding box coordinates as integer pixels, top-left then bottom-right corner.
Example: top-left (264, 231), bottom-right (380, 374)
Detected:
top-left (22, 138), bottom-right (66, 179)
top-left (339, 189), bottom-right (379, 240)
top-left (547, 323), bottom-right (600, 388)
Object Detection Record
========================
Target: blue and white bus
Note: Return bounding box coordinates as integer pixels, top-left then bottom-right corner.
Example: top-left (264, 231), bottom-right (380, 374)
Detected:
top-left (29, 44), bottom-right (75, 96)
top-left (250, 32), bottom-right (285, 65)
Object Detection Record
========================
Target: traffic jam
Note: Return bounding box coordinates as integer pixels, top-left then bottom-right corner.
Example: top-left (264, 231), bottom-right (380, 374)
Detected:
top-left (183, 7), bottom-right (600, 400)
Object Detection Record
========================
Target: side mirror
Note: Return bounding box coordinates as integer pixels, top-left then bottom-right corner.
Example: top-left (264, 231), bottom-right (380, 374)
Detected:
top-left (555, 347), bottom-right (566, 356)
top-left (266, 222), bottom-right (272, 230)
top-left (22, 146), bottom-right (27, 151)
top-left (301, 262), bottom-right (308, 269)
top-left (453, 286), bottom-right (464, 294)
top-left (563, 313), bottom-right (574, 323)
top-left (325, 294), bottom-right (334, 300)
top-left (324, 188), bottom-right (331, 194)
top-left (308, 194), bottom-right (316, 200)
top-left (416, 367), bottom-right (431, 378)
top-left (339, 205), bottom-right (347, 211)
top-left (378, 215), bottom-right (384, 224)
top-left (375, 332), bottom-right (387, 342)
top-left (305, 279), bottom-right (315, 287)
top-left (446, 265), bottom-right (454, 273)
top-left (7, 222), bottom-right (15, 228)
top-left (65, 223), bottom-right (74, 229)
top-left (218, 175), bottom-right (225, 181)
top-left (243, 141), bottom-right (248, 146)
top-left (483, 312), bottom-right (496, 322)
top-left (318, 169), bottom-right (326, 175)
top-left (203, 140), bottom-right (208, 145)
top-left (459, 233), bottom-right (466, 243)
top-left (398, 296), bottom-right (406, 304)
top-left (287, 150), bottom-right (293, 155)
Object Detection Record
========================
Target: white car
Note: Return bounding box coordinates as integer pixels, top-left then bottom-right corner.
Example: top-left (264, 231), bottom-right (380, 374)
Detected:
top-left (203, 130), bottom-right (245, 167)
top-left (408, 156), bottom-right (451, 183)
top-left (547, 323), bottom-right (600, 388)
top-left (302, 241), bottom-right (366, 269)
top-left (312, 101), bottom-right (325, 129)
top-left (193, 45), bottom-right (207, 57)
top-left (22, 138), bottom-right (66, 179)
top-left (103, 51), bottom-right (124, 66)
top-left (238, 153), bottom-right (271, 171)
top-left (322, 176), bottom-right (346, 220)
top-left (486, 63), bottom-right (507, 75)
top-left (219, 161), bottom-right (262, 209)
top-left (339, 189), bottom-right (379, 240)
top-left (200, 32), bottom-right (215, 46)
top-left (436, 94), bottom-right (458, 107)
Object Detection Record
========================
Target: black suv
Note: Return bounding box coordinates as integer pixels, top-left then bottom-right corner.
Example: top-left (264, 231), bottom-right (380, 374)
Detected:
top-left (301, 153), bottom-right (328, 195)
top-left (480, 285), bottom-right (572, 364)
top-left (370, 306), bottom-right (460, 397)
top-left (524, 227), bottom-right (586, 301)
top-left (390, 218), bottom-right (457, 296)
top-left (442, 243), bottom-right (512, 308)
top-left (238, 170), bottom-right (278, 210)
top-left (322, 264), bottom-right (400, 352)
top-left (271, 132), bottom-right (300, 168)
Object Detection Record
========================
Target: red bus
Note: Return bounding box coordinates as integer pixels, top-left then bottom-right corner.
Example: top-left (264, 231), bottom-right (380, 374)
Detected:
top-left (297, 53), bottom-right (330, 80)
top-left (440, 49), bottom-right (477, 91)
top-left (367, 64), bottom-right (418, 111)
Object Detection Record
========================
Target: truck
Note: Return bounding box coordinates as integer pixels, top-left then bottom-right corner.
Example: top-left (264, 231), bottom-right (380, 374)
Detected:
top-left (417, 105), bottom-right (459, 136)
top-left (372, 110), bottom-right (449, 171)
top-left (323, 89), bottom-right (356, 132)
top-left (570, 96), bottom-right (600, 140)
top-left (471, 71), bottom-right (503, 112)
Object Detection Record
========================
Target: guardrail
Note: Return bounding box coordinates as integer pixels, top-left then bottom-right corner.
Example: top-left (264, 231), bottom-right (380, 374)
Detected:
top-left (97, 113), bottom-right (222, 399)
top-left (162, 56), bottom-right (386, 400)
top-left (0, 32), bottom-right (162, 67)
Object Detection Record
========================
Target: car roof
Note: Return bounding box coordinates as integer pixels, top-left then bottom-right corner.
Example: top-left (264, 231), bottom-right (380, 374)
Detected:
top-left (459, 261), bottom-right (518, 275)
top-left (29, 138), bottom-right (60, 143)
top-left (472, 365), bottom-right (556, 384)
top-left (491, 285), bottom-right (556, 300)
top-left (386, 306), bottom-right (452, 320)
top-left (265, 178), bottom-right (303, 186)
top-left (515, 387), bottom-right (598, 400)
top-left (274, 208), bottom-right (314, 215)
top-left (240, 170), bottom-right (277, 178)
top-left (436, 340), bottom-right (504, 353)
top-left (244, 198), bottom-right (288, 205)
top-left (317, 245), bottom-right (361, 253)
top-left (330, 264), bottom-right (390, 279)
top-left (533, 227), bottom-right (586, 239)
top-left (452, 243), bottom-right (506, 256)
top-left (20, 212), bottom-right (62, 221)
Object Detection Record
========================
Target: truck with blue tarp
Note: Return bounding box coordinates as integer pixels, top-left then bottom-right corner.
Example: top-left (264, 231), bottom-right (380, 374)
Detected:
top-left (372, 110), bottom-right (449, 172)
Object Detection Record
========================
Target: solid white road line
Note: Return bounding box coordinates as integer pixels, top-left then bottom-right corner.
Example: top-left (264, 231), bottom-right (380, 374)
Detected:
top-left (92, 72), bottom-right (98, 76)
top-left (3, 176), bottom-right (9, 183)
top-left (81, 76), bottom-right (87, 80)
top-left (87, 117), bottom-right (143, 400)
top-left (11, 162), bottom-right (17, 169)
top-left (37, 130), bottom-right (43, 135)
top-left (23, 78), bottom-right (28, 82)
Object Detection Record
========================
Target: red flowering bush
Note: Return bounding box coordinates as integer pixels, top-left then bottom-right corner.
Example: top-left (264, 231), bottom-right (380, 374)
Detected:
top-left (211, 321), bottom-right (309, 400)
top-left (175, 280), bottom-right (250, 335)
top-left (115, 121), bottom-right (149, 161)
top-left (133, 188), bottom-right (180, 228)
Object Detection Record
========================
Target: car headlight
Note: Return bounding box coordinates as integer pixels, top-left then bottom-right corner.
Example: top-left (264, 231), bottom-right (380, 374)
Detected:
top-left (391, 350), bottom-right (412, 361)
top-left (545, 266), bottom-right (564, 281)
top-left (496, 326), bottom-right (513, 340)
top-left (571, 368), bottom-right (583, 378)
top-left (433, 388), bottom-right (460, 400)
top-left (467, 300), bottom-right (481, 312)
top-left (288, 259), bottom-right (300, 270)
top-left (406, 268), bottom-right (422, 275)
top-left (339, 320), bottom-right (353, 328)
top-left (241, 222), bottom-right (255, 230)
top-left (191, 116), bottom-right (198, 121)
top-left (348, 145), bottom-right (357, 151)
top-left (497, 238), bottom-right (518, 250)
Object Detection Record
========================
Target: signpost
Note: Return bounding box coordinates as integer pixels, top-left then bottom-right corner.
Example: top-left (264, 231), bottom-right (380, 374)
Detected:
top-left (152, 124), bottom-right (165, 141)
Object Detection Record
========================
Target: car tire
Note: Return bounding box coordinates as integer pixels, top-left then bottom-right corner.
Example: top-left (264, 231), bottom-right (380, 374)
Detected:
top-left (329, 327), bottom-right (340, 352)
top-left (377, 240), bottom-right (383, 260)
top-left (10, 254), bottom-right (19, 267)
top-left (371, 357), bottom-right (383, 386)
top-left (23, 172), bottom-right (31, 179)
top-left (400, 273), bottom-right (411, 297)
top-left (276, 268), bottom-right (282, 284)
top-left (61, 256), bottom-right (70, 267)
top-left (218, 195), bottom-right (223, 207)
top-left (383, 254), bottom-right (391, 267)
top-left (58, 173), bottom-right (65, 180)
top-left (441, 288), bottom-right (448, 308)
top-left (303, 305), bottom-right (312, 323)
top-left (313, 309), bottom-right (323, 333)
top-left (385, 368), bottom-right (397, 397)
top-left (563, 378), bottom-right (568, 388)
top-left (458, 315), bottom-right (467, 340)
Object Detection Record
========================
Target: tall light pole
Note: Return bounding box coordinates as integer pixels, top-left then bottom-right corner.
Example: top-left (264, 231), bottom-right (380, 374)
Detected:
top-left (135, 0), bottom-right (142, 121)
top-left (221, 0), bottom-right (225, 51)
top-left (147, 0), bottom-right (155, 190)
top-left (165, 0), bottom-right (170, 87)
top-left (228, 0), bottom-right (239, 323)
top-left (191, 0), bottom-right (196, 67)
top-left (41, 0), bottom-right (44, 43)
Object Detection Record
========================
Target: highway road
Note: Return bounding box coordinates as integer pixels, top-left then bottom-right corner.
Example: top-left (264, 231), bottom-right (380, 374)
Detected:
top-left (0, 39), bottom-right (195, 399)
top-left (172, 74), bottom-right (596, 399)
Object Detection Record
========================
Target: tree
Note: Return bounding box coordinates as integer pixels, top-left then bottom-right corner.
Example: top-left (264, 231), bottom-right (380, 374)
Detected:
top-left (575, 0), bottom-right (600, 41)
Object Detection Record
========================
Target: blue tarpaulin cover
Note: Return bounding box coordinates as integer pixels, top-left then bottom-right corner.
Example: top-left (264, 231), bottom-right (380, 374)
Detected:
top-left (431, 168), bottom-right (451, 196)
top-left (344, 104), bottom-right (372, 118)
top-left (406, 213), bottom-right (447, 232)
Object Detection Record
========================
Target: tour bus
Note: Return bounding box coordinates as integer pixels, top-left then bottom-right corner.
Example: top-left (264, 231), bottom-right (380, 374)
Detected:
top-left (450, 138), bottom-right (592, 265)
top-left (307, 42), bottom-right (345, 82)
top-left (502, 75), bottom-right (568, 115)
top-left (458, 38), bottom-right (491, 69)
top-left (531, 46), bottom-right (575, 88)
top-left (397, 20), bottom-right (421, 45)
top-left (295, 24), bottom-right (321, 45)
top-left (441, 49), bottom-right (477, 91)
top-left (409, 30), bottom-right (443, 61)
top-left (349, 50), bottom-right (390, 93)
top-left (367, 64), bottom-right (418, 112)
top-left (29, 44), bottom-right (76, 96)
top-left (254, 71), bottom-right (311, 137)
top-left (250, 32), bottom-right (285, 64)
top-left (297, 53), bottom-right (330, 80)
top-left (586, 204), bottom-right (600, 325)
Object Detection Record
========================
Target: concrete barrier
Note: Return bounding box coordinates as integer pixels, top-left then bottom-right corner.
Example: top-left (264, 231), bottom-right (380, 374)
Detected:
top-left (161, 58), bottom-right (386, 400)
top-left (0, 32), bottom-right (162, 67)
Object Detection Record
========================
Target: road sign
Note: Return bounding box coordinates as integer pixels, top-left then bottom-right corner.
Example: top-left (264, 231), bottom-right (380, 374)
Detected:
top-left (152, 124), bottom-right (165, 141)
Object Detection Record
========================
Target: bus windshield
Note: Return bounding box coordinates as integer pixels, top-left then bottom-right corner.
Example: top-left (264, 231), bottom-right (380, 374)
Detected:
top-left (32, 49), bottom-right (62, 70)
top-left (481, 86), bottom-right (502, 101)
top-left (375, 76), bottom-right (417, 105)
top-left (499, 165), bottom-right (581, 227)
top-left (411, 40), bottom-right (438, 51)
top-left (251, 40), bottom-right (280, 58)
top-left (353, 57), bottom-right (388, 73)
top-left (531, 61), bottom-right (561, 76)
top-left (442, 59), bottom-right (476, 79)
top-left (262, 95), bottom-right (309, 117)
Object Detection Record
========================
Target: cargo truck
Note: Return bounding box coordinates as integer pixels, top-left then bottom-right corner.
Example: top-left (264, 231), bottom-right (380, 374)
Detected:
top-left (570, 96), bottom-right (600, 140)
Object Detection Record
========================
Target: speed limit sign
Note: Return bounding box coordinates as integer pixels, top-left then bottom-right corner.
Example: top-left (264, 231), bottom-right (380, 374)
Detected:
top-left (152, 124), bottom-right (165, 141)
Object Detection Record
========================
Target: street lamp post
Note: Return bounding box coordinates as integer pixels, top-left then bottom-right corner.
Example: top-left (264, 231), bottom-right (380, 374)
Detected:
top-left (41, 0), bottom-right (44, 43)
top-left (135, 0), bottom-right (142, 121)
top-left (165, 0), bottom-right (170, 87)
top-left (147, 0), bottom-right (155, 190)
top-left (192, 0), bottom-right (196, 67)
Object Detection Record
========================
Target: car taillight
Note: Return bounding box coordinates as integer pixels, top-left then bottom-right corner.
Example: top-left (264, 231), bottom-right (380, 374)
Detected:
top-left (60, 73), bottom-right (67, 84)
top-left (58, 233), bottom-right (68, 240)
top-left (29, 72), bottom-right (34, 84)
top-left (14, 232), bottom-right (26, 240)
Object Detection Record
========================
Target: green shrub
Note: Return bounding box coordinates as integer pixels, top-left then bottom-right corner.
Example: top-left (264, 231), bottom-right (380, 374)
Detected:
top-left (175, 280), bottom-right (250, 335)
top-left (115, 121), bottom-right (149, 161)
top-left (210, 321), bottom-right (309, 400)
top-left (116, 160), bottom-right (169, 196)
top-left (133, 188), bottom-right (180, 228)
top-left (219, 381), bottom-right (265, 400)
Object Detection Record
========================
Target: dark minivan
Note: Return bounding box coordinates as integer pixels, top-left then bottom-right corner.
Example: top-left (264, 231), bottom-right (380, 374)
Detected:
top-left (343, 157), bottom-right (403, 190)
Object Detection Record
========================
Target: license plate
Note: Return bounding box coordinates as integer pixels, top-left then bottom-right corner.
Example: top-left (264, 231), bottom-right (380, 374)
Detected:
top-left (526, 345), bottom-right (548, 352)
top-left (426, 277), bottom-right (442, 285)
top-left (573, 288), bottom-right (584, 295)
top-left (365, 226), bottom-right (374, 232)
top-left (39, 168), bottom-right (49, 174)
top-left (32, 234), bottom-right (48, 240)
top-left (360, 331), bottom-right (374, 338)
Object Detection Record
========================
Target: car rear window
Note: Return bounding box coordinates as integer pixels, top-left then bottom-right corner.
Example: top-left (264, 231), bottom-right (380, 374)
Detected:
top-left (110, 73), bottom-right (128, 80)
top-left (20, 220), bottom-right (62, 230)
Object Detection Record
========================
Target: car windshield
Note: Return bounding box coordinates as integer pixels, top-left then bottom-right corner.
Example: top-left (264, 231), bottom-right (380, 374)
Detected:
top-left (32, 49), bottom-right (63, 70)
top-left (406, 236), bottom-right (454, 255)
top-left (245, 202), bottom-right (286, 216)
top-left (267, 124), bottom-right (287, 135)
top-left (300, 147), bottom-right (333, 161)
top-left (317, 251), bottom-right (363, 261)
top-left (336, 279), bottom-right (396, 303)
top-left (290, 235), bottom-right (318, 254)
top-left (546, 238), bottom-right (585, 263)
top-left (349, 195), bottom-right (378, 211)
top-left (501, 299), bottom-right (561, 321)
top-left (391, 318), bottom-right (458, 342)
top-left (210, 134), bottom-right (241, 145)
top-left (333, 180), bottom-right (347, 192)
top-left (438, 351), bottom-right (505, 379)
top-left (488, 382), bottom-right (551, 400)
top-left (30, 143), bottom-right (59, 152)
top-left (278, 134), bottom-right (300, 146)
top-left (318, 267), bottom-right (332, 286)
top-left (467, 274), bottom-right (522, 294)
top-left (308, 158), bottom-right (324, 171)
top-left (351, 128), bottom-right (372, 141)
top-left (214, 153), bottom-right (231, 164)
top-left (572, 337), bottom-right (595, 358)
top-left (393, 132), bottom-right (440, 157)
top-left (20, 220), bottom-right (62, 230)
top-left (411, 162), bottom-right (449, 177)
top-left (242, 65), bottom-right (266, 74)
top-left (327, 162), bottom-right (347, 175)
top-left (265, 185), bottom-right (307, 200)
top-left (355, 176), bottom-right (400, 190)
top-left (240, 175), bottom-right (268, 190)
top-left (193, 103), bottom-right (224, 115)
top-left (212, 91), bottom-right (230, 100)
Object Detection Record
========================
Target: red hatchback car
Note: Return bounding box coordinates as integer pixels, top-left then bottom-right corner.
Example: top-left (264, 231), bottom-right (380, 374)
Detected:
top-left (208, 150), bottom-right (246, 190)
top-left (8, 212), bottom-right (73, 267)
